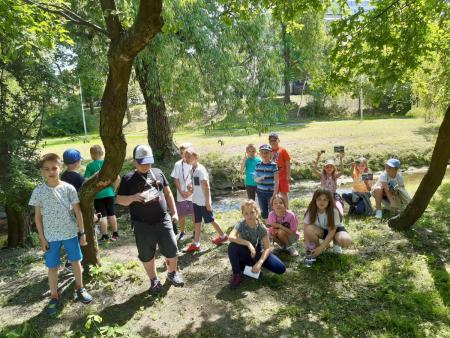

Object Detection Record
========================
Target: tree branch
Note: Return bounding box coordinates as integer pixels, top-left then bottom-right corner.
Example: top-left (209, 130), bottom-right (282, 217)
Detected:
top-left (100, 0), bottom-right (123, 39)
top-left (22, 0), bottom-right (109, 37)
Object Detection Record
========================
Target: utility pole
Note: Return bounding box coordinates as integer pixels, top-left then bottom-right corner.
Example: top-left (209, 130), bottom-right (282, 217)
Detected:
top-left (79, 78), bottom-right (88, 143)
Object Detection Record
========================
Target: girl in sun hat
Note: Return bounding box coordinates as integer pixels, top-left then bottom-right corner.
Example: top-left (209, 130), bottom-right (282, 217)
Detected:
top-left (312, 151), bottom-right (345, 215)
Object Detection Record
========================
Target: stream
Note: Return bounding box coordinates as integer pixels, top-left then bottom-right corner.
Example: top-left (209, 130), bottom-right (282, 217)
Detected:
top-left (212, 167), bottom-right (450, 213)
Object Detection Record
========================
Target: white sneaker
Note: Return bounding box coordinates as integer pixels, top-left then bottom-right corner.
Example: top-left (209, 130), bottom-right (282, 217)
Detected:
top-left (375, 209), bottom-right (383, 219)
top-left (287, 246), bottom-right (299, 256)
top-left (333, 245), bottom-right (343, 254)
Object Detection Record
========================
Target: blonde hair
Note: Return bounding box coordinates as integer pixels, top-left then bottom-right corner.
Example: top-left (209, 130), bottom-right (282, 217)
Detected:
top-left (241, 199), bottom-right (261, 218)
top-left (183, 147), bottom-right (199, 158)
top-left (179, 142), bottom-right (193, 152)
top-left (246, 144), bottom-right (256, 152)
top-left (90, 145), bottom-right (104, 158)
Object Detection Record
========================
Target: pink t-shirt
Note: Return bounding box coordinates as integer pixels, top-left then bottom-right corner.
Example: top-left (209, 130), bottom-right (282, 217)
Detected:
top-left (267, 210), bottom-right (299, 239)
top-left (320, 173), bottom-right (337, 193)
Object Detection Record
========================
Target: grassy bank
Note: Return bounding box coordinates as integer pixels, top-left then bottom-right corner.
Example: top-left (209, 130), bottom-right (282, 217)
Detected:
top-left (41, 118), bottom-right (441, 189)
top-left (1, 178), bottom-right (449, 337)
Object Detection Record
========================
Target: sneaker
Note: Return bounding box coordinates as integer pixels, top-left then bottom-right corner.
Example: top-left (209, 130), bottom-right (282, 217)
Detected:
top-left (150, 278), bottom-right (163, 294)
top-left (98, 234), bottom-right (110, 243)
top-left (111, 232), bottom-right (119, 241)
top-left (167, 271), bottom-right (185, 287)
top-left (64, 261), bottom-right (73, 272)
top-left (178, 231), bottom-right (186, 242)
top-left (183, 243), bottom-right (201, 253)
top-left (212, 235), bottom-right (228, 245)
top-left (333, 245), bottom-right (343, 254)
top-left (46, 298), bottom-right (60, 316)
top-left (229, 273), bottom-right (242, 289)
top-left (76, 288), bottom-right (93, 304)
top-left (375, 209), bottom-right (383, 219)
top-left (287, 246), bottom-right (299, 256)
top-left (348, 206), bottom-right (356, 215)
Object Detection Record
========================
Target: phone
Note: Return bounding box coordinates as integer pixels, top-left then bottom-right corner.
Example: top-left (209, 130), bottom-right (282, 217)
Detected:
top-left (334, 145), bottom-right (345, 153)
top-left (362, 173), bottom-right (373, 181)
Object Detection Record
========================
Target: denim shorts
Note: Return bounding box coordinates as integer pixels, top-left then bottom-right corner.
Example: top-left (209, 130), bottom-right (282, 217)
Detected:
top-left (45, 236), bottom-right (82, 268)
top-left (321, 226), bottom-right (347, 239)
top-left (193, 203), bottom-right (214, 223)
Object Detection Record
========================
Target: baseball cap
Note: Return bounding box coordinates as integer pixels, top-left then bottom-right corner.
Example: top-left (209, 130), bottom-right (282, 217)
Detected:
top-left (133, 145), bottom-right (154, 164)
top-left (63, 149), bottom-right (83, 164)
top-left (259, 144), bottom-right (272, 152)
top-left (325, 159), bottom-right (335, 166)
top-left (386, 158), bottom-right (400, 168)
top-left (268, 132), bottom-right (279, 140)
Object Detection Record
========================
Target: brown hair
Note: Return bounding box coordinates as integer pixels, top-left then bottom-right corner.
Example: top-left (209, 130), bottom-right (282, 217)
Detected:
top-left (304, 188), bottom-right (340, 230)
top-left (270, 193), bottom-right (288, 209)
top-left (241, 199), bottom-right (261, 219)
top-left (353, 157), bottom-right (369, 176)
top-left (246, 144), bottom-right (256, 152)
top-left (90, 145), bottom-right (104, 158)
top-left (39, 153), bottom-right (62, 168)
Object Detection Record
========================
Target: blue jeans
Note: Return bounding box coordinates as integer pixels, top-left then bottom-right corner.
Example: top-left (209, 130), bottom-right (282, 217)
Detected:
top-left (228, 242), bottom-right (286, 275)
top-left (342, 192), bottom-right (365, 214)
top-left (257, 190), bottom-right (273, 219)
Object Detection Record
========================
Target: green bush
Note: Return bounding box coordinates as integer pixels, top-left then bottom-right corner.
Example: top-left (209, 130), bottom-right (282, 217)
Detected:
top-left (406, 106), bottom-right (443, 123)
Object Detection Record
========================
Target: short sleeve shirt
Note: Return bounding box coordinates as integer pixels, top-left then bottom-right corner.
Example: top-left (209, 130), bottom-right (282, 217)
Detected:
top-left (320, 174), bottom-right (337, 193)
top-left (84, 160), bottom-right (115, 199)
top-left (374, 171), bottom-right (405, 190)
top-left (29, 182), bottom-right (79, 242)
top-left (255, 161), bottom-right (278, 193)
top-left (191, 164), bottom-right (210, 206)
top-left (304, 208), bottom-right (342, 230)
top-left (272, 146), bottom-right (291, 178)
top-left (117, 168), bottom-right (169, 225)
top-left (61, 171), bottom-right (85, 192)
top-left (267, 210), bottom-right (299, 238)
top-left (170, 159), bottom-right (193, 202)
top-left (244, 156), bottom-right (262, 187)
top-left (235, 220), bottom-right (267, 247)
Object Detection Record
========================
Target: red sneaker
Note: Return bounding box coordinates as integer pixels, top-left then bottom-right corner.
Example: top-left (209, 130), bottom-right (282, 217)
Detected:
top-left (229, 273), bottom-right (242, 289)
top-left (212, 235), bottom-right (228, 245)
top-left (183, 243), bottom-right (201, 253)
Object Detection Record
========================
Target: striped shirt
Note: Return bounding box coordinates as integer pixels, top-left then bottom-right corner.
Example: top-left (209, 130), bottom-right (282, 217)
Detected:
top-left (255, 161), bottom-right (278, 192)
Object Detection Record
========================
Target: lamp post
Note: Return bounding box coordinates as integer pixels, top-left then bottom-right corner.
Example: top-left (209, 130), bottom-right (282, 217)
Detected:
top-left (79, 78), bottom-right (88, 143)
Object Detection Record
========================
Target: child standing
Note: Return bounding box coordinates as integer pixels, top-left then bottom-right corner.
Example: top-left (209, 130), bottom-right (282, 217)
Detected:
top-left (29, 153), bottom-right (92, 316)
top-left (342, 157), bottom-right (373, 216)
top-left (240, 144), bottom-right (261, 200)
top-left (183, 148), bottom-right (228, 252)
top-left (171, 143), bottom-right (195, 241)
top-left (268, 133), bottom-right (291, 206)
top-left (85, 145), bottom-right (119, 241)
top-left (116, 145), bottom-right (184, 292)
top-left (255, 144), bottom-right (279, 221)
top-left (372, 158), bottom-right (411, 219)
top-left (267, 194), bottom-right (299, 256)
top-left (304, 188), bottom-right (352, 257)
top-left (312, 151), bottom-right (345, 215)
top-left (61, 149), bottom-right (84, 192)
top-left (228, 200), bottom-right (286, 288)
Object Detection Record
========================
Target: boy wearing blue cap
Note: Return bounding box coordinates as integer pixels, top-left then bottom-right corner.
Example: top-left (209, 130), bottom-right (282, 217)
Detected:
top-left (372, 158), bottom-right (411, 219)
top-left (61, 149), bottom-right (85, 192)
top-left (255, 144), bottom-right (279, 221)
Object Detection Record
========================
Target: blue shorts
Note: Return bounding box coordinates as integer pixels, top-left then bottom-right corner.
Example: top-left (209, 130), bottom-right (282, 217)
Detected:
top-left (193, 203), bottom-right (214, 224)
top-left (45, 236), bottom-right (83, 269)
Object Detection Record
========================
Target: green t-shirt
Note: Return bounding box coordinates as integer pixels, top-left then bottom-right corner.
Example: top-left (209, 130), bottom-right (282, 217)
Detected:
top-left (84, 160), bottom-right (115, 199)
top-left (235, 220), bottom-right (267, 248)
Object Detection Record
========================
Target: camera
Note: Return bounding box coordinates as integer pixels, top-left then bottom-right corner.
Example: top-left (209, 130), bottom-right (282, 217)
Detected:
top-left (362, 173), bottom-right (373, 181)
top-left (334, 145), bottom-right (345, 153)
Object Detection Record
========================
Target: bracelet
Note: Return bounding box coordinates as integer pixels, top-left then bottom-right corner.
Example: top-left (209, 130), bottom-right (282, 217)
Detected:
top-left (78, 231), bottom-right (85, 237)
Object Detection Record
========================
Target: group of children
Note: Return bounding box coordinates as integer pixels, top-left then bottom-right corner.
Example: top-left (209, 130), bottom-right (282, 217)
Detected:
top-left (30, 133), bottom-right (413, 314)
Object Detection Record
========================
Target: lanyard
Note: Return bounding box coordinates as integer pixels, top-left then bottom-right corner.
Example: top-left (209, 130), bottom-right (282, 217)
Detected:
top-left (180, 161), bottom-right (190, 183)
top-left (138, 169), bottom-right (157, 188)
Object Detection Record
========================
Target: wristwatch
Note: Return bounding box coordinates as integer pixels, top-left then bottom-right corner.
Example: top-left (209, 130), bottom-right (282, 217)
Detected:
top-left (78, 231), bottom-right (85, 237)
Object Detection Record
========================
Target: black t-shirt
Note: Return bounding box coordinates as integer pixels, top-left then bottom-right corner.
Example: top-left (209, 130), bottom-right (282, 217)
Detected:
top-left (117, 168), bottom-right (169, 225)
top-left (61, 171), bottom-right (85, 192)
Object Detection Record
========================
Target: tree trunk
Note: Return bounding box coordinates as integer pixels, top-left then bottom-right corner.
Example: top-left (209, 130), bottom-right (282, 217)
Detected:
top-left (135, 47), bottom-right (176, 161)
top-left (89, 97), bottom-right (95, 115)
top-left (281, 22), bottom-right (291, 104)
top-left (78, 0), bottom-right (163, 266)
top-left (389, 104), bottom-right (450, 230)
top-left (5, 204), bottom-right (26, 248)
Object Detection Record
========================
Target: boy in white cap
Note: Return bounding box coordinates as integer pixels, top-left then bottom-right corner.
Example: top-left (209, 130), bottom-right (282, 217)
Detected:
top-left (372, 158), bottom-right (411, 219)
top-left (116, 144), bottom-right (184, 292)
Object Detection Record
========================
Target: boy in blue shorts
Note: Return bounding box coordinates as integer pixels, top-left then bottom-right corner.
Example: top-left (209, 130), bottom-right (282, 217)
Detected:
top-left (29, 153), bottom-right (92, 316)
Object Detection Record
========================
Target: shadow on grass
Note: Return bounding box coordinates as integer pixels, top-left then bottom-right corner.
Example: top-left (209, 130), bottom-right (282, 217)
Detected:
top-left (413, 124), bottom-right (440, 142)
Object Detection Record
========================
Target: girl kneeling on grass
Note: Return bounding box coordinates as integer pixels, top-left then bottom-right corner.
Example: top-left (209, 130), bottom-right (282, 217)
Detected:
top-left (228, 199), bottom-right (286, 289)
top-left (304, 188), bottom-right (352, 257)
top-left (267, 194), bottom-right (300, 256)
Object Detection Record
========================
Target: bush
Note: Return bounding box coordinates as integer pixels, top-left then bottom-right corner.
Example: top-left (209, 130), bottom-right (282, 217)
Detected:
top-left (406, 106), bottom-right (443, 123)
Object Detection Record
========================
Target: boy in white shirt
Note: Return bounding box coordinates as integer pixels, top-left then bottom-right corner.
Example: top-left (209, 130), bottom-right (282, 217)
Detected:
top-left (182, 148), bottom-right (228, 252)
top-left (171, 143), bottom-right (195, 241)
top-left (372, 158), bottom-right (411, 219)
